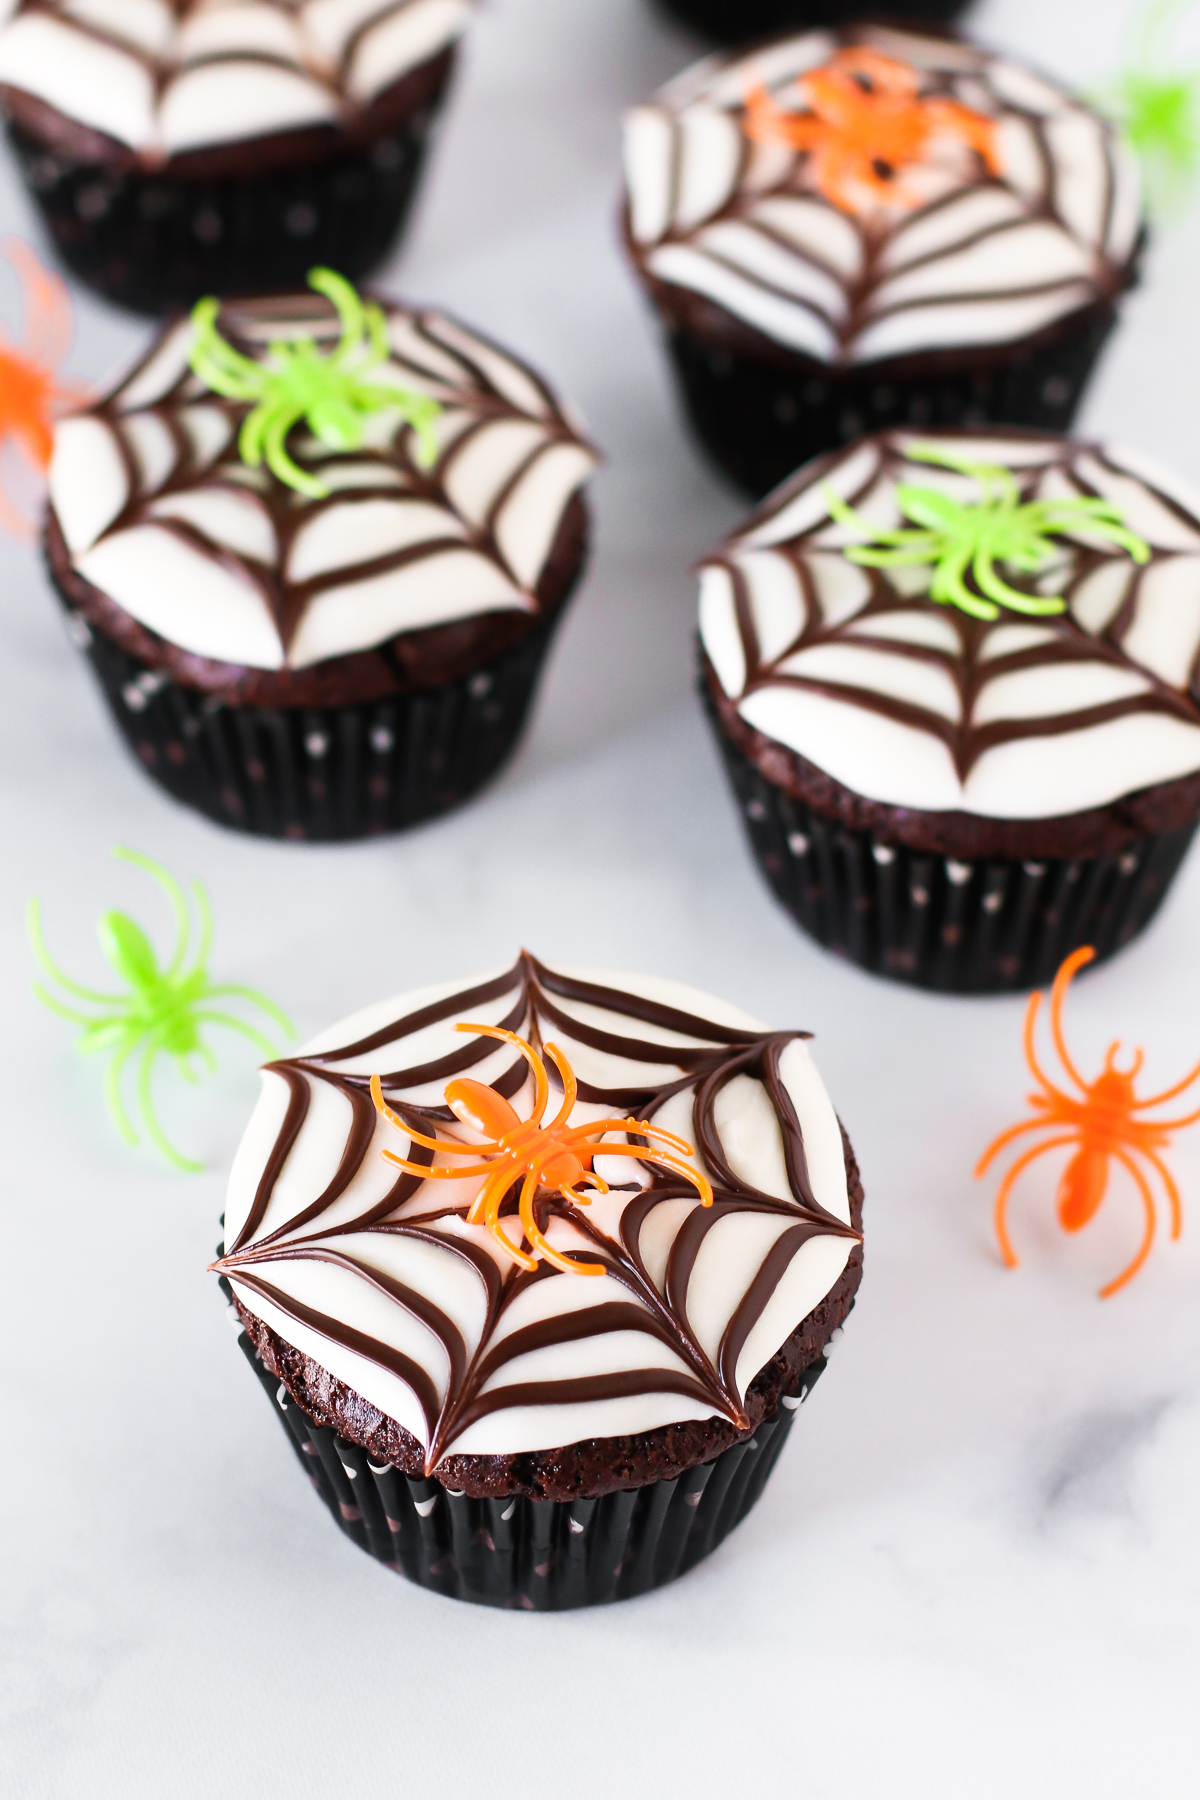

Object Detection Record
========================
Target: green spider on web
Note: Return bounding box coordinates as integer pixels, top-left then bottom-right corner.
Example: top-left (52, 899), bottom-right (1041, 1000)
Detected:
top-left (189, 266), bottom-right (443, 500)
top-left (28, 847), bottom-right (295, 1172)
top-left (823, 442), bottom-right (1151, 622)
top-left (1099, 0), bottom-right (1200, 219)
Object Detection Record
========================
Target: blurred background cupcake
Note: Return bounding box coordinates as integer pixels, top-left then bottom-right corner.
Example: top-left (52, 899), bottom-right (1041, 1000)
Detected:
top-left (653, 0), bottom-right (971, 45)
top-left (698, 427), bottom-right (1200, 991)
top-left (0, 0), bottom-right (476, 313)
top-left (623, 24), bottom-right (1144, 496)
top-left (45, 271), bottom-right (597, 840)
top-left (213, 952), bottom-right (864, 1610)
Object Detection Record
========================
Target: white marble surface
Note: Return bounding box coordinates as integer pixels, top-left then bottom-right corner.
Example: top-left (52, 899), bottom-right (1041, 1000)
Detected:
top-left (2, 1), bottom-right (1200, 1795)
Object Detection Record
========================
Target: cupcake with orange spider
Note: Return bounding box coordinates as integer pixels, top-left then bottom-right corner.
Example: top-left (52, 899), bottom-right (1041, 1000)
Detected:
top-left (622, 26), bottom-right (1144, 496)
top-left (211, 952), bottom-right (864, 1609)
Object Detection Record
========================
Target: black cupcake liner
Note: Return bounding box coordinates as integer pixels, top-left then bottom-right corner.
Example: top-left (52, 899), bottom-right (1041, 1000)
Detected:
top-left (708, 700), bottom-right (1199, 993)
top-left (6, 117), bottom-right (436, 314)
top-left (654, 0), bottom-right (968, 39)
top-left (665, 303), bottom-right (1118, 498)
top-left (230, 1318), bottom-right (825, 1610)
top-left (60, 600), bottom-right (561, 841)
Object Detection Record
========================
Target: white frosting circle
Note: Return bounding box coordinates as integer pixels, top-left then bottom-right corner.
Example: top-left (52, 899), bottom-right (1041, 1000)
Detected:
top-left (699, 431), bottom-right (1200, 820)
top-left (220, 958), bottom-right (857, 1463)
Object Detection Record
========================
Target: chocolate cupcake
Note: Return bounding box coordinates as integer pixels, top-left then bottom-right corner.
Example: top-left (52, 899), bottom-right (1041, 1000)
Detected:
top-left (623, 26), bottom-right (1144, 496)
top-left (0, 0), bottom-right (475, 313)
top-left (46, 273), bottom-right (597, 840)
top-left (654, 1), bottom-right (969, 46)
top-left (699, 428), bottom-right (1200, 992)
top-left (212, 952), bottom-right (864, 1610)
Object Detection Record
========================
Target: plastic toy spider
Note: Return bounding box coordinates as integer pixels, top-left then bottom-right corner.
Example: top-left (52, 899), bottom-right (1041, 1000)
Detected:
top-left (1100, 0), bottom-right (1200, 219)
top-left (189, 266), bottom-right (442, 500)
top-left (824, 442), bottom-right (1151, 621)
top-left (28, 847), bottom-right (295, 1172)
top-left (370, 1024), bottom-right (714, 1276)
top-left (0, 236), bottom-right (86, 538)
top-left (976, 946), bottom-right (1200, 1297)
top-left (743, 47), bottom-right (1001, 215)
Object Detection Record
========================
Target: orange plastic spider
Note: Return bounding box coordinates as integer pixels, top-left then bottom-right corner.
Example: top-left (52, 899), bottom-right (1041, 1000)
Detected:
top-left (743, 47), bottom-right (1001, 216)
top-left (0, 236), bottom-right (85, 538)
top-left (975, 946), bottom-right (1200, 1298)
top-left (369, 1024), bottom-right (714, 1276)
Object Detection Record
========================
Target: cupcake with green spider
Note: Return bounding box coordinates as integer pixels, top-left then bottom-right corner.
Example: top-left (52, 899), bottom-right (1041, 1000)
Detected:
top-left (44, 269), bottom-right (599, 841)
top-left (698, 427), bottom-right (1200, 992)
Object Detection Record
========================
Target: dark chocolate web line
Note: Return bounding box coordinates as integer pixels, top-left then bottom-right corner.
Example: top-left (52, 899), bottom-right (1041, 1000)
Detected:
top-left (716, 436), bottom-right (1200, 782)
top-left (216, 952), bottom-right (858, 1471)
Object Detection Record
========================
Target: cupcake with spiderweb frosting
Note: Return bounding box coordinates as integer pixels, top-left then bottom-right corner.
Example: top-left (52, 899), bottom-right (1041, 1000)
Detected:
top-left (212, 951), bottom-right (864, 1609)
top-left (699, 427), bottom-right (1200, 991)
top-left (623, 25), bottom-right (1144, 496)
top-left (46, 269), bottom-right (598, 840)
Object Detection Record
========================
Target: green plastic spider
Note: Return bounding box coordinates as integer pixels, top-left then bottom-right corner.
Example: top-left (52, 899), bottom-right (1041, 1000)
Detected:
top-left (28, 847), bottom-right (295, 1172)
top-left (824, 443), bottom-right (1151, 622)
top-left (1100, 0), bottom-right (1200, 220)
top-left (189, 266), bottom-right (442, 500)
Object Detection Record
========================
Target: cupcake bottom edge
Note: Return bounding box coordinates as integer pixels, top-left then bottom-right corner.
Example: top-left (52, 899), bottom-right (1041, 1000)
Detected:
top-left (235, 1320), bottom-right (830, 1610)
top-left (702, 672), bottom-right (1199, 994)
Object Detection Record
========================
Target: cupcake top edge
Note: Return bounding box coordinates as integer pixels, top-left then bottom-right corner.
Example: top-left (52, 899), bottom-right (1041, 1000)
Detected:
top-left (215, 952), bottom-right (859, 1466)
top-left (48, 281), bottom-right (599, 672)
top-left (623, 24), bottom-right (1143, 366)
top-left (0, 0), bottom-right (475, 159)
top-left (698, 426), bottom-right (1200, 822)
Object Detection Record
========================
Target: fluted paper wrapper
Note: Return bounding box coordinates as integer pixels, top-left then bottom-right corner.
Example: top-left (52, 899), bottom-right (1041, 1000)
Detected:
top-left (6, 115), bottom-right (435, 314)
top-left (655, 0), bottom-right (966, 41)
top-left (59, 598), bottom-right (560, 842)
top-left (233, 1323), bottom-right (825, 1611)
top-left (663, 304), bottom-right (1117, 498)
top-left (711, 705), bottom-right (1198, 994)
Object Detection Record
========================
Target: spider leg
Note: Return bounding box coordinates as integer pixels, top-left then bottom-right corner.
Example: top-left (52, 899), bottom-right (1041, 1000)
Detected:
top-left (191, 1010), bottom-right (282, 1059)
top-left (137, 1039), bottom-right (203, 1173)
top-left (1136, 1145), bottom-right (1183, 1239)
top-left (542, 1042), bottom-right (577, 1129)
top-left (1137, 1100), bottom-right (1200, 1130)
top-left (30, 984), bottom-right (111, 1029)
top-left (103, 1033), bottom-right (142, 1146)
top-left (308, 267), bottom-right (362, 367)
top-left (0, 476), bottom-right (34, 540)
top-left (454, 1023), bottom-right (549, 1126)
top-left (990, 1133), bottom-right (1078, 1269)
top-left (369, 1073), bottom-right (501, 1159)
top-left (518, 1168), bottom-right (605, 1277)
top-left (974, 1112), bottom-right (1074, 1177)
top-left (476, 1169), bottom-right (537, 1270)
top-left (3, 235), bottom-right (73, 368)
top-left (113, 847), bottom-right (192, 980)
top-left (261, 403), bottom-right (325, 499)
top-left (380, 1150), bottom-right (497, 1180)
top-left (27, 898), bottom-right (126, 1003)
top-left (201, 985), bottom-right (295, 1041)
top-left (577, 1141), bottom-right (714, 1203)
top-left (1048, 947), bottom-right (1093, 1094)
top-left (1103, 1151), bottom-right (1158, 1298)
top-left (1133, 1052), bottom-right (1200, 1108)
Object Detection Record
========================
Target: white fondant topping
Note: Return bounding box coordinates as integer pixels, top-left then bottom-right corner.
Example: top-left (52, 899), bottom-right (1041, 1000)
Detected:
top-left (0, 0), bottom-right (475, 157)
top-left (50, 297), bottom-right (597, 669)
top-left (624, 26), bottom-right (1141, 365)
top-left (699, 431), bottom-right (1200, 819)
top-left (222, 962), bottom-right (855, 1461)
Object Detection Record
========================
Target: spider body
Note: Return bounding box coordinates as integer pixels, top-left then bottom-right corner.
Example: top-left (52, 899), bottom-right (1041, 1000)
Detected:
top-left (744, 48), bottom-right (1000, 215)
top-left (0, 236), bottom-right (85, 538)
top-left (29, 848), bottom-right (294, 1171)
top-left (976, 946), bottom-right (1200, 1296)
top-left (826, 443), bottom-right (1151, 620)
top-left (370, 1024), bottom-right (714, 1276)
top-left (189, 266), bottom-right (442, 499)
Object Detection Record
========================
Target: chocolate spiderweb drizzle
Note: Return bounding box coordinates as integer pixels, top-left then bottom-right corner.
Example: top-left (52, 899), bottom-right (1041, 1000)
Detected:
top-left (77, 292), bottom-right (586, 659)
top-left (216, 953), bottom-right (859, 1472)
top-left (711, 435), bottom-right (1200, 784)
